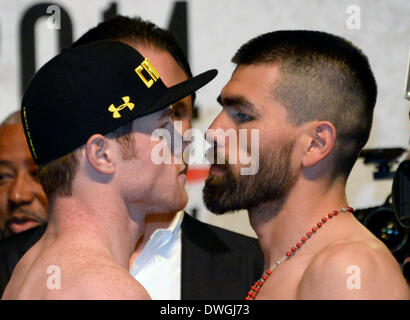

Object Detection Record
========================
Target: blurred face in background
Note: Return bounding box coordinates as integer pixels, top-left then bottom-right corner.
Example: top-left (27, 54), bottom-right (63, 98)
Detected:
top-left (0, 123), bottom-right (48, 238)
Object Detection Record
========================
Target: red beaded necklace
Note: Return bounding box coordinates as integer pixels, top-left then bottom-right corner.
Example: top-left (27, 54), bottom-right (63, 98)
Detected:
top-left (246, 206), bottom-right (354, 300)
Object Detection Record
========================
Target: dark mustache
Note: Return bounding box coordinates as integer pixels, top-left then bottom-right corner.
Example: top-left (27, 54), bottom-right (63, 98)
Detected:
top-left (7, 208), bottom-right (47, 225)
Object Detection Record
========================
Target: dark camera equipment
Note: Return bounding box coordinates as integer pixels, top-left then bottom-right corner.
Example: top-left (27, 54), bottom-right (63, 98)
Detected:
top-left (356, 152), bottom-right (410, 281)
top-left (354, 196), bottom-right (409, 261)
top-left (358, 148), bottom-right (407, 179)
top-left (392, 160), bottom-right (410, 229)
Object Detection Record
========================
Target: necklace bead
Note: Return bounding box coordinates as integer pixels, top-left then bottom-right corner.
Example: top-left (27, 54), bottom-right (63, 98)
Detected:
top-left (245, 207), bottom-right (354, 300)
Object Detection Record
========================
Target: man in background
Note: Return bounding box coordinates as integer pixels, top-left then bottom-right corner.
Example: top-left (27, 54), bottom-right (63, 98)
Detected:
top-left (0, 16), bottom-right (263, 299)
top-left (0, 111), bottom-right (47, 239)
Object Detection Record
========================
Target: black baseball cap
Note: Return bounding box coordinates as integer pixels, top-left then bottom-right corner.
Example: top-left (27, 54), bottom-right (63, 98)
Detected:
top-left (21, 41), bottom-right (217, 166)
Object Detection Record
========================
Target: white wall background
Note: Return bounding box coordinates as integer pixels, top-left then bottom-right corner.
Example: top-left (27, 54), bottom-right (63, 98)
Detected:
top-left (0, 0), bottom-right (409, 237)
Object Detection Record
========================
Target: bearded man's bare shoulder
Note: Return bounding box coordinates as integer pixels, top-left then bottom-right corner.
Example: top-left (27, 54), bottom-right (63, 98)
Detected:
top-left (296, 239), bottom-right (409, 299)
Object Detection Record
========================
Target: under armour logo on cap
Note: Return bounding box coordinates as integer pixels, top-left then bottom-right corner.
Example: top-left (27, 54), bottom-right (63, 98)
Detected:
top-left (108, 96), bottom-right (135, 118)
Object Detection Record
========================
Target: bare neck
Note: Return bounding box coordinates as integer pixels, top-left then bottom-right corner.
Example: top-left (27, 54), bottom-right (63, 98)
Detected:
top-left (46, 189), bottom-right (146, 270)
top-left (249, 175), bottom-right (349, 271)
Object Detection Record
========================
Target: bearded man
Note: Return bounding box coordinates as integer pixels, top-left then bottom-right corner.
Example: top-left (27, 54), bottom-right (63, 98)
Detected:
top-left (203, 30), bottom-right (409, 299)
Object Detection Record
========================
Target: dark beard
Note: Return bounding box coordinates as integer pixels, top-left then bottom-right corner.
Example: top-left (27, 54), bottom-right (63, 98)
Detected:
top-left (202, 140), bottom-right (296, 222)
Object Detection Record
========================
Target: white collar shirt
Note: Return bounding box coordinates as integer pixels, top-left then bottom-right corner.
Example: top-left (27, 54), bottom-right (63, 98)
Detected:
top-left (129, 211), bottom-right (183, 300)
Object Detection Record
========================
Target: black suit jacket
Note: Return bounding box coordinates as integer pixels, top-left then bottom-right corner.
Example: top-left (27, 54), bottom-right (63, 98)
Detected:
top-left (0, 214), bottom-right (263, 299)
top-left (181, 214), bottom-right (263, 299)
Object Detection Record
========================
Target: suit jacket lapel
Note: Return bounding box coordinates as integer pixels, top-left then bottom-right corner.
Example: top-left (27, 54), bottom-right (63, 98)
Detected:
top-left (181, 214), bottom-right (260, 299)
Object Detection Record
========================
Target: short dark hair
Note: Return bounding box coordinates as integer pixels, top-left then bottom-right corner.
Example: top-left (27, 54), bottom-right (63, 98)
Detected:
top-left (232, 30), bottom-right (377, 178)
top-left (72, 15), bottom-right (193, 78)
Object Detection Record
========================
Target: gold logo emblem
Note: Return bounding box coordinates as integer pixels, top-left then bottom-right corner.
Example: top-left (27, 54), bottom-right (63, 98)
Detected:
top-left (108, 96), bottom-right (135, 118)
top-left (135, 58), bottom-right (160, 88)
